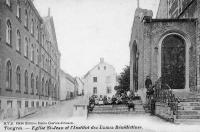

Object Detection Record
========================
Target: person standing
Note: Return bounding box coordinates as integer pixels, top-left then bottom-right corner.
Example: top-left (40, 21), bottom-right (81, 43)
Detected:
top-left (145, 76), bottom-right (153, 111)
top-left (145, 76), bottom-right (152, 90)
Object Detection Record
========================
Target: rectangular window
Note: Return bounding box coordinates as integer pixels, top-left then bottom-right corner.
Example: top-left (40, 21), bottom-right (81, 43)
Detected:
top-left (31, 101), bottom-right (34, 107)
top-left (93, 77), bottom-right (97, 82)
top-left (0, 100), bottom-right (1, 109)
top-left (25, 101), bottom-right (28, 108)
top-left (7, 100), bottom-right (12, 108)
top-left (93, 87), bottom-right (97, 94)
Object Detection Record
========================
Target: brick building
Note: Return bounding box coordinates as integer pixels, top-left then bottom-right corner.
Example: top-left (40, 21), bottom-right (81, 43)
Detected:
top-left (0, 0), bottom-right (60, 119)
top-left (130, 0), bottom-right (200, 121)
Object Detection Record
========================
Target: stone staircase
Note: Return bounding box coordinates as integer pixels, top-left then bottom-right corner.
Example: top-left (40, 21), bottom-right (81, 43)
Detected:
top-left (91, 105), bottom-right (129, 114)
top-left (90, 100), bottom-right (145, 114)
top-left (175, 95), bottom-right (200, 123)
top-left (132, 100), bottom-right (146, 114)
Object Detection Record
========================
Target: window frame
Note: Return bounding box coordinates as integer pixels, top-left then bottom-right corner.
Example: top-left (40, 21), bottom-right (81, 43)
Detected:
top-left (93, 87), bottom-right (97, 95)
top-left (6, 19), bottom-right (12, 46)
top-left (31, 73), bottom-right (34, 94)
top-left (24, 70), bottom-right (28, 94)
top-left (6, 60), bottom-right (12, 91)
top-left (6, 0), bottom-right (11, 7)
top-left (24, 37), bottom-right (28, 58)
top-left (16, 30), bottom-right (21, 53)
top-left (30, 19), bottom-right (34, 35)
top-left (24, 9), bottom-right (28, 28)
top-left (16, 0), bottom-right (21, 19)
top-left (16, 66), bottom-right (21, 92)
top-left (93, 77), bottom-right (97, 82)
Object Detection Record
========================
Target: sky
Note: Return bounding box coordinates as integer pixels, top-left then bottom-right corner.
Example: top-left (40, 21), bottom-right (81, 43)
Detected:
top-left (34, 0), bottom-right (160, 77)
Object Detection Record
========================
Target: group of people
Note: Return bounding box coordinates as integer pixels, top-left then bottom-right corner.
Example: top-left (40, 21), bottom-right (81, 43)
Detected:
top-left (88, 76), bottom-right (156, 113)
top-left (88, 91), bottom-right (141, 111)
top-left (89, 93), bottom-right (129, 106)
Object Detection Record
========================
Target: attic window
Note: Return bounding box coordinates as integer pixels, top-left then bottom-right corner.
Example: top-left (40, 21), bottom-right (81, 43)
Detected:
top-left (6, 0), bottom-right (11, 7)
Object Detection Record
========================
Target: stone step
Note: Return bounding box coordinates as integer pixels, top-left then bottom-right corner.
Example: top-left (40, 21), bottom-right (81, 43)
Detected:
top-left (178, 102), bottom-right (200, 106)
top-left (175, 119), bottom-right (200, 124)
top-left (179, 98), bottom-right (200, 102)
top-left (176, 115), bottom-right (200, 119)
top-left (92, 110), bottom-right (129, 113)
top-left (90, 111), bottom-right (145, 114)
top-left (178, 110), bottom-right (200, 115)
top-left (93, 108), bottom-right (129, 111)
top-left (95, 105), bottom-right (127, 108)
top-left (178, 106), bottom-right (200, 110)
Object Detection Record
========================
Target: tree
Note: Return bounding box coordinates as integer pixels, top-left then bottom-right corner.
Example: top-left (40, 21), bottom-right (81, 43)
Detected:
top-left (115, 65), bottom-right (130, 95)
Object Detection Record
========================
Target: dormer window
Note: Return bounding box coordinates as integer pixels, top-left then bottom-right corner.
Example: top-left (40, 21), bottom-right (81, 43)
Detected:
top-left (16, 0), bottom-right (21, 19)
top-left (6, 0), bottom-right (11, 7)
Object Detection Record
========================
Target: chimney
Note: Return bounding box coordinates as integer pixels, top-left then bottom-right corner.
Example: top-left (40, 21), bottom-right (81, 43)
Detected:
top-left (137, 0), bottom-right (140, 8)
top-left (100, 58), bottom-right (104, 63)
top-left (48, 8), bottom-right (51, 17)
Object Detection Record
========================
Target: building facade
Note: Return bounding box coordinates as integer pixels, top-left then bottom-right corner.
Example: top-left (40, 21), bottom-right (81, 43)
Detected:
top-left (83, 58), bottom-right (117, 97)
top-left (74, 77), bottom-right (84, 96)
top-left (129, 0), bottom-right (200, 121)
top-left (0, 0), bottom-right (60, 119)
top-left (60, 70), bottom-right (76, 100)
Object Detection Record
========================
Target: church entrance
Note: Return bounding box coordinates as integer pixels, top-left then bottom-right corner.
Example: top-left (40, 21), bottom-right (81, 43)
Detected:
top-left (161, 35), bottom-right (186, 89)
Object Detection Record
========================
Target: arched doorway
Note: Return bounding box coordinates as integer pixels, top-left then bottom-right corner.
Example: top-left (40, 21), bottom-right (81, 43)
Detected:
top-left (132, 41), bottom-right (138, 92)
top-left (161, 35), bottom-right (185, 89)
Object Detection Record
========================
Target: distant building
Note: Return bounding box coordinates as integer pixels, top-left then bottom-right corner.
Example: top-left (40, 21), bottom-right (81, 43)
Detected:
top-left (83, 58), bottom-right (117, 97)
top-left (74, 77), bottom-right (84, 96)
top-left (59, 70), bottom-right (76, 100)
top-left (0, 0), bottom-right (60, 119)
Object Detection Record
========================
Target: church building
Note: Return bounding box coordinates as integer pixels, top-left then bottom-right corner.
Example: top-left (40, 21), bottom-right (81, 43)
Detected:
top-left (129, 0), bottom-right (200, 122)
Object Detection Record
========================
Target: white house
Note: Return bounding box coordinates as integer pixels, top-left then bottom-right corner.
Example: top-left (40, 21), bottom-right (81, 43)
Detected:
top-left (60, 70), bottom-right (76, 100)
top-left (83, 58), bottom-right (117, 97)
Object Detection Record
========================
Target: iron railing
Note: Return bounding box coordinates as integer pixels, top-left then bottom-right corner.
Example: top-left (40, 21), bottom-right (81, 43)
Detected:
top-left (154, 77), bottom-right (179, 115)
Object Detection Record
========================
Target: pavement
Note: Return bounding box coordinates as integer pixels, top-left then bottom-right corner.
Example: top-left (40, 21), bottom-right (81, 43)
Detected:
top-left (17, 96), bottom-right (200, 132)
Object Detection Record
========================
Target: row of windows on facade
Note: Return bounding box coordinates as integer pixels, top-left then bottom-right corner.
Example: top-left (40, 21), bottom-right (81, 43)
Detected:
top-left (93, 76), bottom-right (111, 83)
top-left (5, 60), bottom-right (57, 97)
top-left (98, 66), bottom-right (106, 70)
top-left (5, 0), bottom-right (58, 65)
top-left (93, 87), bottom-right (112, 94)
top-left (2, 100), bottom-right (57, 110)
top-left (6, 0), bottom-right (40, 41)
top-left (5, 19), bottom-right (58, 75)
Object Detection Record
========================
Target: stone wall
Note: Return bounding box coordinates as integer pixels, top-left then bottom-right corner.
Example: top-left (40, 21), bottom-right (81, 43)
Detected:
top-left (130, 8), bottom-right (197, 92)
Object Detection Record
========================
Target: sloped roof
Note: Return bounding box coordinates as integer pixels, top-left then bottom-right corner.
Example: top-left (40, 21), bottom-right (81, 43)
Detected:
top-left (83, 60), bottom-right (116, 79)
top-left (60, 69), bottom-right (75, 84)
top-left (43, 16), bottom-right (60, 55)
